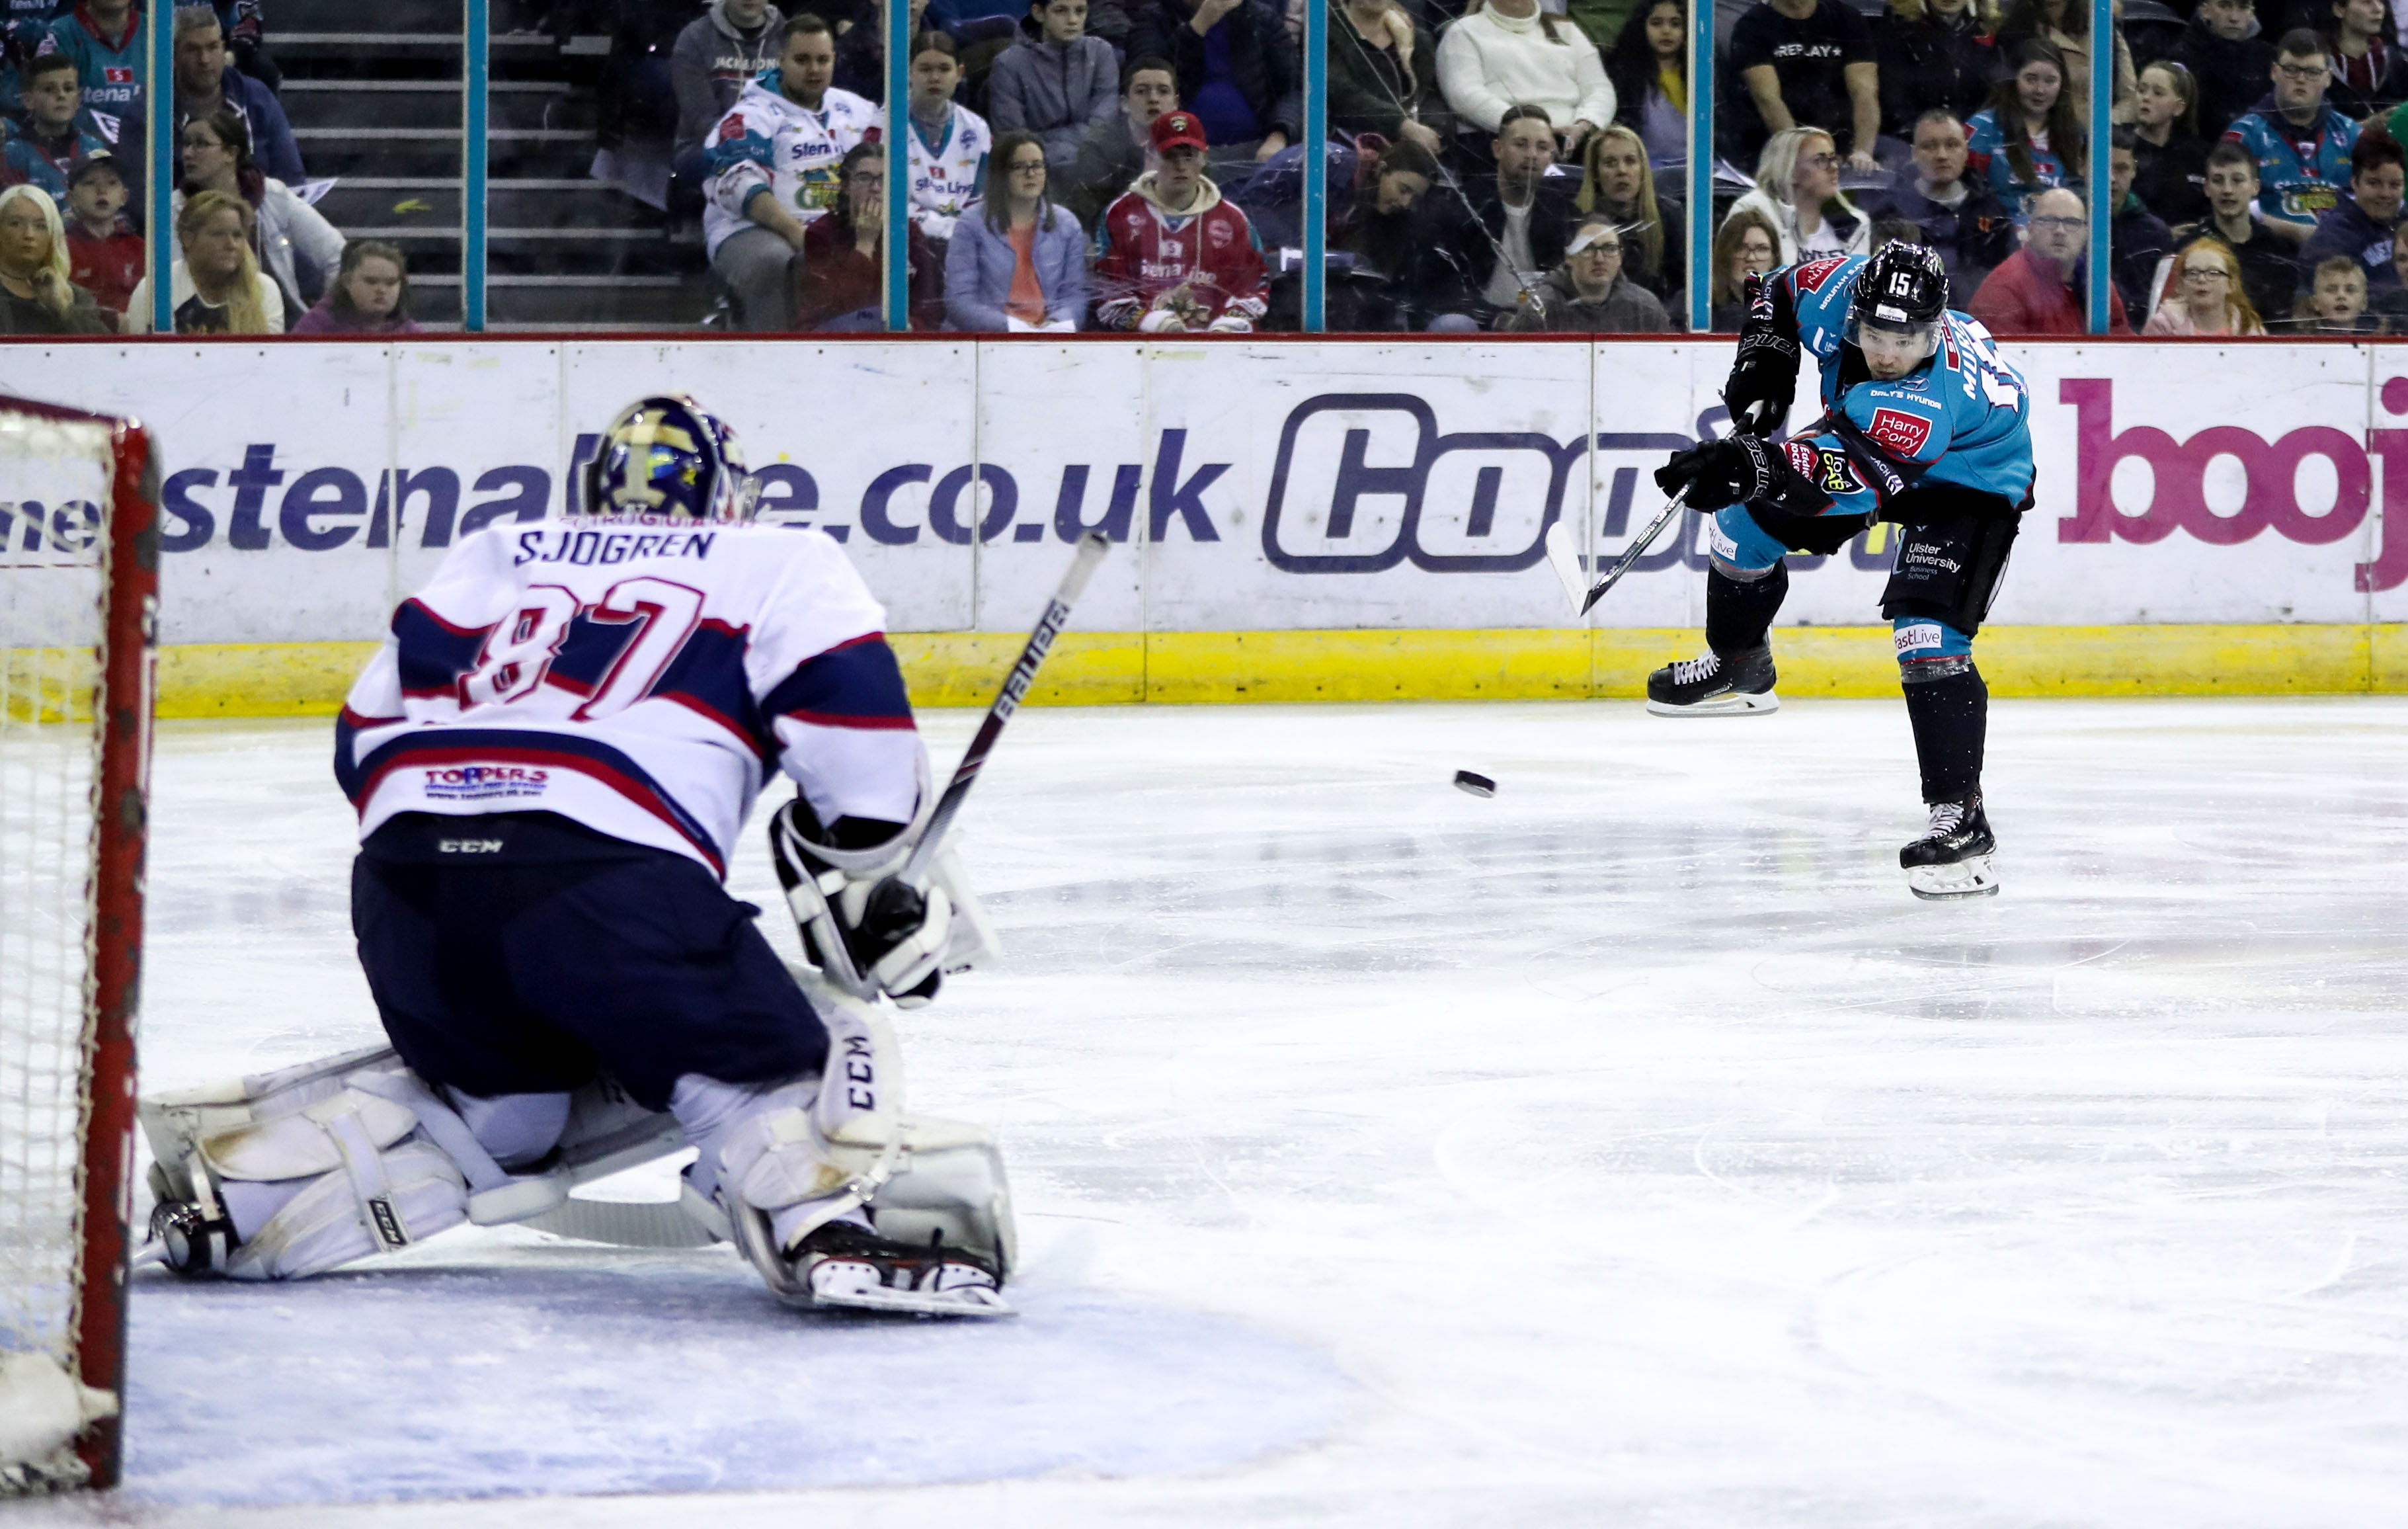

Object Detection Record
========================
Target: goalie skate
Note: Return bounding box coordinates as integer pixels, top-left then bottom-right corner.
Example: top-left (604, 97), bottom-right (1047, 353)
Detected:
top-left (793, 1223), bottom-right (1013, 1319)
top-left (1901, 794), bottom-right (2000, 900)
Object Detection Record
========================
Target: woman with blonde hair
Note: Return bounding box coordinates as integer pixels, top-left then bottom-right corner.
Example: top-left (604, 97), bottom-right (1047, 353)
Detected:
top-left (0, 183), bottom-right (110, 334)
top-left (2142, 237), bottom-right (2264, 335)
top-left (1722, 126), bottom-right (1869, 265)
top-left (1709, 204), bottom-right (1782, 331)
top-left (1578, 122), bottom-right (1683, 303)
top-left (124, 189), bottom-right (286, 334)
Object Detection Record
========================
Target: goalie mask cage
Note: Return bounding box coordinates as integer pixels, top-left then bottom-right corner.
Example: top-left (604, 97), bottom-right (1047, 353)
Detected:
top-left (0, 398), bottom-right (157, 1494)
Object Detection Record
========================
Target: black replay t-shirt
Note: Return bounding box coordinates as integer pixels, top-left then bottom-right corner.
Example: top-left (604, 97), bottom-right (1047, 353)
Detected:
top-left (1728, 0), bottom-right (1874, 158)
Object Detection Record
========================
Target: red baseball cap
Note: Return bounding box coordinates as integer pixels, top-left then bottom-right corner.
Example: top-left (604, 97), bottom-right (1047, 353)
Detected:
top-left (1151, 110), bottom-right (1209, 154)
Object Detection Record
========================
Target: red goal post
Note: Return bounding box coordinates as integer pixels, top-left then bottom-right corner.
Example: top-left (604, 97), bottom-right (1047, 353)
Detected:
top-left (0, 397), bottom-right (158, 1494)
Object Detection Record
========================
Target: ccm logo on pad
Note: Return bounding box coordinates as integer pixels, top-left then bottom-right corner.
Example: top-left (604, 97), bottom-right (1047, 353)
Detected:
top-left (438, 839), bottom-right (505, 854)
top-left (1866, 408), bottom-right (1932, 458)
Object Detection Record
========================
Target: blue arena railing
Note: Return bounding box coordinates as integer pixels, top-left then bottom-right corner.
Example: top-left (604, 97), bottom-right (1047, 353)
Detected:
top-left (2088, 0), bottom-right (2114, 335)
top-left (146, 5), bottom-right (171, 335)
top-left (1688, 0), bottom-right (1714, 334)
top-left (1302, 0), bottom-right (1328, 333)
top-left (465, 0), bottom-right (491, 334)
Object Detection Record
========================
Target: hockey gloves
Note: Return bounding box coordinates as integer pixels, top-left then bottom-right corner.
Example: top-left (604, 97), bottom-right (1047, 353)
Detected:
top-left (1656, 434), bottom-right (1781, 513)
top-left (1724, 272), bottom-right (1800, 437)
top-left (768, 798), bottom-right (952, 1007)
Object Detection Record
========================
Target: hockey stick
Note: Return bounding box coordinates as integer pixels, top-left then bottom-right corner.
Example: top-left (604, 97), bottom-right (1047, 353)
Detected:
top-left (1543, 485), bottom-right (1691, 616)
top-left (900, 530), bottom-right (1111, 889)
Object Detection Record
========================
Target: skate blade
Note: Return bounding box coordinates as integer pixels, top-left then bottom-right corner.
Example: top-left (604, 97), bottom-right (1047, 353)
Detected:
top-left (807, 1284), bottom-right (1017, 1319)
top-left (1646, 690), bottom-right (1779, 718)
top-left (1906, 854), bottom-right (1999, 900)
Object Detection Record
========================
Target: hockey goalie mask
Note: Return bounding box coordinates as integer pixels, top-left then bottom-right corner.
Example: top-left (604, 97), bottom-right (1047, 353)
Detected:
top-left (582, 394), bottom-right (762, 522)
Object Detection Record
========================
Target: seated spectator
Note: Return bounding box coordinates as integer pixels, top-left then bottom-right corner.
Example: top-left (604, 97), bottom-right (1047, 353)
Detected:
top-left (1576, 121), bottom-right (1683, 305)
top-left (2292, 250), bottom-right (2378, 326)
top-left (1725, 125), bottom-right (1870, 264)
top-left (1328, 137), bottom-right (1436, 278)
top-left (1500, 210), bottom-right (1671, 330)
top-left (1435, 0), bottom-right (1615, 161)
top-left (1708, 204), bottom-right (1781, 329)
top-left (2108, 128), bottom-right (2173, 313)
top-left (124, 188), bottom-right (285, 333)
top-left (176, 108), bottom-right (341, 315)
top-left (2130, 60), bottom-right (2210, 226)
top-left (2169, 0), bottom-right (2277, 138)
top-left (1872, 0), bottom-right (1995, 146)
top-left (3, 52), bottom-right (119, 200)
top-left (793, 142), bottom-right (946, 329)
top-left (1864, 109), bottom-right (2016, 296)
top-left (0, 183), bottom-right (108, 333)
top-left (2223, 30), bottom-right (2360, 245)
top-left (40, 0), bottom-right (140, 120)
top-left (2299, 128), bottom-right (2405, 304)
top-left (2372, 220), bottom-right (2408, 323)
top-left (2142, 235), bottom-right (2267, 331)
top-left (62, 153), bottom-right (140, 320)
top-left (2323, 0), bottom-right (2408, 118)
top-left (208, 0), bottom-right (271, 89)
top-left (944, 130), bottom-right (1090, 328)
top-left (1424, 103), bottom-right (1580, 327)
top-left (172, 4), bottom-right (301, 186)
top-left (1967, 184), bottom-right (2132, 332)
top-left (1129, 0), bottom-right (1299, 165)
top-left (1232, 131), bottom-right (1430, 245)
top-left (1330, 0), bottom-right (1446, 155)
top-left (705, 15), bottom-right (878, 331)
top-left (988, 0), bottom-right (1118, 179)
top-left (1968, 40), bottom-right (2087, 217)
top-left (1093, 107), bottom-right (1268, 329)
top-left (1726, 0), bottom-right (1878, 171)
top-left (903, 32), bottom-right (993, 243)
top-left (290, 239), bottom-right (422, 335)
top-left (671, 0), bottom-right (786, 169)
top-left (2175, 141), bottom-right (2304, 319)
top-left (1993, 0), bottom-right (2134, 128)
top-left (1250, 136), bottom-right (1440, 329)
top-left (1601, 0), bottom-right (1686, 171)
top-left (1064, 54), bottom-right (1177, 227)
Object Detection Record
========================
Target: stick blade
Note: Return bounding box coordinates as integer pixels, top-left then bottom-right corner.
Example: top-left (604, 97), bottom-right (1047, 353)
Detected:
top-left (1543, 519), bottom-right (1588, 615)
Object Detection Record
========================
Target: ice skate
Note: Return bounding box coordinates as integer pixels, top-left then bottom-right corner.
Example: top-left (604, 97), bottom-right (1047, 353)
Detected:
top-left (1900, 792), bottom-right (1998, 899)
top-left (1646, 645), bottom-right (1779, 716)
top-left (792, 1222), bottom-right (1013, 1319)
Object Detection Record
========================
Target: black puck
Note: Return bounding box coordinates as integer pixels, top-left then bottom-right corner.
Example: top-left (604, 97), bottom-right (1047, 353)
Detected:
top-left (1453, 770), bottom-right (1496, 798)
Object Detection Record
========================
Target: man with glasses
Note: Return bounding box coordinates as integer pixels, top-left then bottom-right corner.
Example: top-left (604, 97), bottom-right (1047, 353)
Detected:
top-left (1500, 212), bottom-right (1670, 331)
top-left (2222, 30), bottom-right (2361, 246)
top-left (1966, 187), bottom-right (2132, 336)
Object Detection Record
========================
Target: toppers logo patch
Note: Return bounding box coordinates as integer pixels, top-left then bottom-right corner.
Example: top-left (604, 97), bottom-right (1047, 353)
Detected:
top-left (1865, 407), bottom-right (1933, 458)
top-left (1792, 256), bottom-right (1847, 293)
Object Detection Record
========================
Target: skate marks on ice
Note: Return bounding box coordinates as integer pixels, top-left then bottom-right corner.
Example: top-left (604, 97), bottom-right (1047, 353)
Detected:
top-left (120, 1249), bottom-right (1353, 1507)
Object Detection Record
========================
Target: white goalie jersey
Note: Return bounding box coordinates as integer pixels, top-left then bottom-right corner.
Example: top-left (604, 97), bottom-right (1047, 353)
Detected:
top-left (337, 518), bottom-right (926, 876)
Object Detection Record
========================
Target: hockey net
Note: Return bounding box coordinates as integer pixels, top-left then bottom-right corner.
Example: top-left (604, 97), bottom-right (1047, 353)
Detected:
top-left (0, 399), bottom-right (157, 1495)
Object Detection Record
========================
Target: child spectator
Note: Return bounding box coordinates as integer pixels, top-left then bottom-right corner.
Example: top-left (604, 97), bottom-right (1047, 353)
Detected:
top-left (1601, 0), bottom-right (1685, 171)
top-left (2300, 128), bottom-right (2405, 296)
top-left (2372, 219), bottom-right (2408, 324)
top-left (3, 52), bottom-right (118, 200)
top-left (1724, 124), bottom-right (1870, 265)
top-left (0, 183), bottom-right (109, 333)
top-left (1435, 0), bottom-right (1615, 162)
top-left (1129, 0), bottom-right (1299, 165)
top-left (2142, 235), bottom-right (2267, 332)
top-left (988, 0), bottom-right (1118, 179)
top-left (671, 0), bottom-right (786, 167)
top-left (2297, 250), bottom-right (2376, 327)
top-left (2223, 30), bottom-right (2360, 246)
top-left (1330, 0), bottom-right (1445, 155)
top-left (1872, 0), bottom-right (1995, 146)
top-left (176, 107), bottom-right (341, 315)
top-left (1865, 109), bottom-right (2016, 296)
top-left (2169, 0), bottom-right (2278, 138)
top-left (705, 14), bottom-right (878, 331)
top-left (1993, 0), bottom-right (2134, 128)
top-left (124, 188), bottom-right (285, 333)
top-left (943, 130), bottom-right (1090, 328)
top-left (2323, 0), bottom-right (2408, 119)
top-left (61, 152), bottom-right (138, 319)
top-left (290, 239), bottom-right (421, 335)
top-left (1708, 204), bottom-right (1781, 330)
top-left (39, 0), bottom-right (140, 120)
top-left (1968, 40), bottom-right (2086, 218)
top-left (1726, 0), bottom-right (1878, 170)
top-left (2108, 128), bottom-right (2173, 315)
top-left (1093, 108), bottom-right (1267, 329)
top-left (902, 32), bottom-right (992, 243)
top-left (2130, 61), bottom-right (2210, 226)
top-left (1576, 121), bottom-right (1682, 306)
top-left (2176, 141), bottom-right (2304, 320)
top-left (792, 142), bottom-right (946, 329)
top-left (1967, 184), bottom-right (2132, 333)
top-left (1500, 210), bottom-right (1670, 331)
top-left (1065, 55), bottom-right (1176, 226)
top-left (171, 4), bottom-right (301, 186)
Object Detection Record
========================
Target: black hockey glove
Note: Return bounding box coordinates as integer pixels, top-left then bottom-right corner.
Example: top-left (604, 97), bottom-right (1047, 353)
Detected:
top-left (1655, 434), bottom-right (1781, 513)
top-left (1723, 272), bottom-right (1799, 437)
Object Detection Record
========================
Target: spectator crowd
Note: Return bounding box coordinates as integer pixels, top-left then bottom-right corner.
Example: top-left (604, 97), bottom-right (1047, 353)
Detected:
top-left (5, 0), bottom-right (2408, 333)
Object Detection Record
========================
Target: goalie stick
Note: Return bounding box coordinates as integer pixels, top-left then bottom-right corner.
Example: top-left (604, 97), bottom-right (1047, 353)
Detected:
top-left (1544, 485), bottom-right (1692, 616)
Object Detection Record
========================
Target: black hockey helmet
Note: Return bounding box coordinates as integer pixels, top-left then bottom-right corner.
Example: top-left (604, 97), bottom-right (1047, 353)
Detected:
top-left (1845, 243), bottom-right (1949, 360)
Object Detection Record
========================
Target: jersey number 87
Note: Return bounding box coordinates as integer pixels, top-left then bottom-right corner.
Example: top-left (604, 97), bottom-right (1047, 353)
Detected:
top-left (460, 577), bottom-right (705, 721)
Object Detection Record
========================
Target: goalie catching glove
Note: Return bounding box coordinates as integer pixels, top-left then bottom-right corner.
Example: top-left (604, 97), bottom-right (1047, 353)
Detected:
top-left (768, 794), bottom-right (996, 1007)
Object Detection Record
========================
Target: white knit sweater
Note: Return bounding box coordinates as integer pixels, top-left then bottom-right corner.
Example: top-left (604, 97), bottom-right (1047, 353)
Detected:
top-left (1435, 4), bottom-right (1615, 136)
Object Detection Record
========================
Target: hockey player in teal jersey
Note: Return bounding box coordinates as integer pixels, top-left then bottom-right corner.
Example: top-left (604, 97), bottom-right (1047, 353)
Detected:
top-left (1648, 243), bottom-right (2034, 899)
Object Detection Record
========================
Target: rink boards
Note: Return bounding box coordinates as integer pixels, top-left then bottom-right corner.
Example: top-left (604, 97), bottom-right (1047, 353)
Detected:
top-left (13, 335), bottom-right (2408, 710)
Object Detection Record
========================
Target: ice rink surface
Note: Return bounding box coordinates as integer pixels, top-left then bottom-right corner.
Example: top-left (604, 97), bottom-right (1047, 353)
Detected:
top-left (13, 696), bottom-right (2408, 1528)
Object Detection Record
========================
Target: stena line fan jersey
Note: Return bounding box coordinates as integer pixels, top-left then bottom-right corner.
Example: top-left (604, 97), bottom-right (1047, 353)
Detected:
top-left (337, 517), bottom-right (926, 878)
